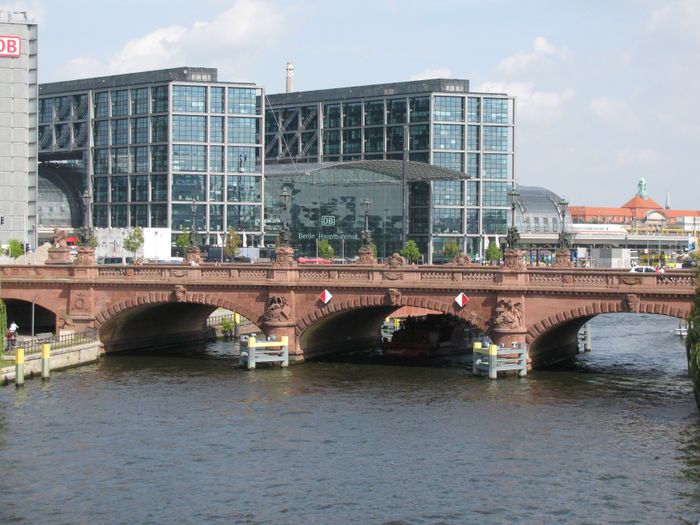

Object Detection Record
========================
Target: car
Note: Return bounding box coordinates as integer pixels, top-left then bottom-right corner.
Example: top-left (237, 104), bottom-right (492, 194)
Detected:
top-left (681, 259), bottom-right (698, 269)
top-left (629, 265), bottom-right (657, 273)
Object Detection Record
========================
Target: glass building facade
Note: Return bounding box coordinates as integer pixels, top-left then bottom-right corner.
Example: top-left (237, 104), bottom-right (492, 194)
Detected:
top-left (266, 79), bottom-right (516, 262)
top-left (38, 67), bottom-right (265, 246)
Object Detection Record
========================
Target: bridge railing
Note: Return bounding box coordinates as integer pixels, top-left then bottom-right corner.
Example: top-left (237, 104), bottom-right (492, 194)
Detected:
top-left (16, 329), bottom-right (99, 357)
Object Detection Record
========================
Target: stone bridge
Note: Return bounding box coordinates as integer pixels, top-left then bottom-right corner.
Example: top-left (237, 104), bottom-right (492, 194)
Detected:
top-left (0, 258), bottom-right (695, 366)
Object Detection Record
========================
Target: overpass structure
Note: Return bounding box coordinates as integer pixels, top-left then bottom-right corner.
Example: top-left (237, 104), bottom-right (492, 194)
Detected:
top-left (0, 257), bottom-right (695, 366)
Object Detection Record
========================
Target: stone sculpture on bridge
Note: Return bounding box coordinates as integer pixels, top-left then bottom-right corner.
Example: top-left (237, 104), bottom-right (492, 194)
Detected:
top-left (45, 227), bottom-right (72, 265)
top-left (624, 294), bottom-right (641, 313)
top-left (263, 295), bottom-right (291, 322)
top-left (493, 299), bottom-right (524, 329)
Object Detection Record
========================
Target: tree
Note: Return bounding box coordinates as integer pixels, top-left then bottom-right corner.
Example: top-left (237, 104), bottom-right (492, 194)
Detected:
top-left (686, 266), bottom-right (700, 409)
top-left (400, 240), bottom-right (421, 264)
top-left (224, 227), bottom-right (241, 260)
top-left (123, 226), bottom-right (144, 259)
top-left (8, 239), bottom-right (23, 258)
top-left (443, 240), bottom-right (460, 260)
top-left (318, 239), bottom-right (335, 259)
top-left (175, 231), bottom-right (191, 256)
top-left (0, 297), bottom-right (6, 355)
top-left (485, 240), bottom-right (502, 262)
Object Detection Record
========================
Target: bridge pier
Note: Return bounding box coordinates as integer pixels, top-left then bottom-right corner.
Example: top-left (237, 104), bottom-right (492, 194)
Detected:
top-left (262, 322), bottom-right (299, 361)
top-left (490, 329), bottom-right (528, 352)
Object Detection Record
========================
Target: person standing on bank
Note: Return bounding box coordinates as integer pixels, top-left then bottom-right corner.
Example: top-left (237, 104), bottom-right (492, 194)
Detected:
top-left (7, 321), bottom-right (18, 350)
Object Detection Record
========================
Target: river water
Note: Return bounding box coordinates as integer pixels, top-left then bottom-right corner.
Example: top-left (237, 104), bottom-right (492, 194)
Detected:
top-left (0, 313), bottom-right (698, 524)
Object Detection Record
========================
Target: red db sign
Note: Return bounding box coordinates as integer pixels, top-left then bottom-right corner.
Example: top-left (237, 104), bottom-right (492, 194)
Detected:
top-left (0, 36), bottom-right (20, 58)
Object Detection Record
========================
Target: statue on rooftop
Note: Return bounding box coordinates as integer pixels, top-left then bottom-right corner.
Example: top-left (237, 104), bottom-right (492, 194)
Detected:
top-left (637, 177), bottom-right (648, 199)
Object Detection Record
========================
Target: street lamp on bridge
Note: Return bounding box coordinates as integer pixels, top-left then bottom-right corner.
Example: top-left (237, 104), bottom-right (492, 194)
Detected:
top-left (189, 198), bottom-right (198, 247)
top-left (557, 197), bottom-right (571, 249)
top-left (506, 187), bottom-right (520, 250)
top-left (279, 188), bottom-right (291, 248)
top-left (361, 198), bottom-right (372, 247)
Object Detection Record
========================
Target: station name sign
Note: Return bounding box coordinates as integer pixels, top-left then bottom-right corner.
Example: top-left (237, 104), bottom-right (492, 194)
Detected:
top-left (0, 35), bottom-right (20, 58)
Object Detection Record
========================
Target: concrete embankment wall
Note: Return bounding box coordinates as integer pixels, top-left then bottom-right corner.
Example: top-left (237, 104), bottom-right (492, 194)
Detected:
top-left (1, 342), bottom-right (101, 385)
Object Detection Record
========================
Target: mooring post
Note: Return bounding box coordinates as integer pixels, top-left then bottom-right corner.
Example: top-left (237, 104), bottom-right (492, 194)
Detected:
top-left (41, 343), bottom-right (51, 380)
top-left (15, 347), bottom-right (24, 387)
top-left (488, 344), bottom-right (498, 379)
top-left (472, 341), bottom-right (482, 376)
top-left (584, 323), bottom-right (592, 352)
top-left (281, 336), bottom-right (289, 367)
top-left (247, 336), bottom-right (256, 370)
top-left (234, 312), bottom-right (240, 339)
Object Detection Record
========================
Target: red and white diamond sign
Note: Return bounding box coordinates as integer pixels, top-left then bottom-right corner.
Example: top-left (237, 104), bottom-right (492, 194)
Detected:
top-left (319, 289), bottom-right (333, 304)
top-left (454, 292), bottom-right (469, 308)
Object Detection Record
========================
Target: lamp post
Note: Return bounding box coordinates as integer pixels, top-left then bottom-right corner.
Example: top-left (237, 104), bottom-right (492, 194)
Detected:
top-left (279, 188), bottom-right (291, 247)
top-left (361, 198), bottom-right (372, 246)
top-left (557, 197), bottom-right (571, 249)
top-left (80, 190), bottom-right (92, 229)
top-left (506, 188), bottom-right (520, 250)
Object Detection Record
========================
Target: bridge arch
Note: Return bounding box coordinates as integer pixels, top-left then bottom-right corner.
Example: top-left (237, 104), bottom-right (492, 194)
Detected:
top-left (95, 290), bottom-right (263, 352)
top-left (296, 293), bottom-right (490, 359)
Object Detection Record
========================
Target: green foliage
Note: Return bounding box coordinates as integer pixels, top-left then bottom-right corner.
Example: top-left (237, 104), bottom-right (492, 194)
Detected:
top-left (220, 318), bottom-right (235, 337)
top-left (400, 240), bottom-right (421, 264)
top-left (123, 226), bottom-right (144, 256)
top-left (224, 227), bottom-right (241, 259)
top-left (686, 268), bottom-right (700, 409)
top-left (485, 240), bottom-right (502, 262)
top-left (0, 297), bottom-right (6, 356)
top-left (690, 251), bottom-right (700, 262)
top-left (8, 239), bottom-right (23, 258)
top-left (318, 239), bottom-right (335, 259)
top-left (175, 231), bottom-right (191, 255)
top-left (443, 240), bottom-right (460, 260)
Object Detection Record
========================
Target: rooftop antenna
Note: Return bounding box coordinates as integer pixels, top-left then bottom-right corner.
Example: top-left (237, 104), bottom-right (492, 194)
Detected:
top-left (285, 62), bottom-right (294, 93)
top-left (665, 190), bottom-right (670, 210)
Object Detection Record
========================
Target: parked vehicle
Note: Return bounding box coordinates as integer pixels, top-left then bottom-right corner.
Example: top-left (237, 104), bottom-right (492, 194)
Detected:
top-left (629, 265), bottom-right (657, 273)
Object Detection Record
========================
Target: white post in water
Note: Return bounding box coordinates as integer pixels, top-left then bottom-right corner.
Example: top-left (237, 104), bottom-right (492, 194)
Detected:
top-left (488, 344), bottom-right (498, 379)
top-left (41, 343), bottom-right (50, 380)
top-left (15, 347), bottom-right (24, 387)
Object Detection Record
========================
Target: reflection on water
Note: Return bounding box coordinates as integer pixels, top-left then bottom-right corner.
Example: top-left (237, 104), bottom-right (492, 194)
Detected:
top-left (0, 313), bottom-right (698, 524)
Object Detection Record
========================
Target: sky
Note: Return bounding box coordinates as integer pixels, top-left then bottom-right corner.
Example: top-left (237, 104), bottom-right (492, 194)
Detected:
top-left (4, 0), bottom-right (699, 209)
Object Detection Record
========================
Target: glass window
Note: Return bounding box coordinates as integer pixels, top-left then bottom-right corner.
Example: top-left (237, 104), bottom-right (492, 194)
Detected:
top-left (323, 130), bottom-right (340, 155)
top-left (409, 96), bottom-right (430, 122)
top-left (131, 175), bottom-right (148, 201)
top-left (94, 205), bottom-right (108, 228)
top-left (73, 122), bottom-right (88, 147)
top-left (466, 180), bottom-right (479, 206)
top-left (482, 154), bottom-right (512, 179)
top-left (56, 96), bottom-right (71, 121)
top-left (111, 119), bottom-right (128, 145)
top-left (210, 174), bottom-right (224, 201)
top-left (364, 127), bottom-right (384, 153)
top-left (73, 94), bottom-right (88, 119)
top-left (323, 104), bottom-right (340, 128)
top-left (94, 120), bottom-right (109, 146)
top-left (227, 175), bottom-right (261, 202)
top-left (173, 115), bottom-right (206, 142)
top-left (210, 116), bottom-right (224, 143)
top-left (152, 115), bottom-right (168, 142)
top-left (131, 117), bottom-right (149, 144)
top-left (433, 124), bottom-right (463, 150)
top-left (466, 208), bottom-right (479, 234)
top-left (467, 125), bottom-right (480, 150)
top-left (227, 204), bottom-right (260, 230)
top-left (210, 204), bottom-right (224, 231)
top-left (468, 97), bottom-right (480, 122)
top-left (434, 96), bottom-right (464, 122)
top-left (94, 92), bottom-right (109, 118)
top-left (227, 117), bottom-right (259, 144)
top-left (387, 98), bottom-right (406, 124)
top-left (483, 126), bottom-right (512, 152)
top-left (483, 209), bottom-right (507, 234)
top-left (483, 98), bottom-right (510, 124)
top-left (433, 208), bottom-right (463, 234)
top-left (172, 204), bottom-right (205, 231)
top-left (94, 177), bottom-right (108, 203)
top-left (210, 87), bottom-right (225, 113)
top-left (151, 204), bottom-right (167, 227)
top-left (112, 205), bottom-right (128, 228)
top-left (342, 129), bottom-right (361, 154)
top-left (210, 145), bottom-right (224, 172)
top-left (227, 87), bottom-right (257, 114)
top-left (94, 149), bottom-right (109, 175)
top-left (301, 105), bottom-right (318, 129)
top-left (409, 124), bottom-right (430, 150)
top-left (39, 98), bottom-right (54, 123)
top-left (433, 180), bottom-right (463, 206)
top-left (227, 146), bottom-right (259, 173)
top-left (131, 204), bottom-right (148, 227)
top-left (433, 152), bottom-right (463, 172)
top-left (172, 174), bottom-right (206, 201)
top-left (483, 182), bottom-right (508, 206)
top-left (131, 146), bottom-right (148, 173)
top-left (131, 88), bottom-right (149, 115)
top-left (343, 102), bottom-right (362, 127)
top-left (467, 153), bottom-right (480, 178)
top-left (173, 85), bottom-right (206, 113)
top-left (151, 174), bottom-right (167, 201)
top-left (151, 145), bottom-right (168, 172)
top-left (111, 90), bottom-right (129, 117)
top-left (265, 110), bottom-right (279, 133)
top-left (111, 148), bottom-right (129, 174)
top-left (386, 126), bottom-right (404, 152)
top-left (151, 85), bottom-right (168, 113)
top-left (172, 145), bottom-right (206, 172)
top-left (111, 176), bottom-right (128, 202)
top-left (365, 100), bottom-right (384, 126)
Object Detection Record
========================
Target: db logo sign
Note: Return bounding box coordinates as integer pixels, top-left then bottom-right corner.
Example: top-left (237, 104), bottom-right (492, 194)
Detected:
top-left (0, 36), bottom-right (20, 58)
top-left (321, 215), bottom-right (335, 227)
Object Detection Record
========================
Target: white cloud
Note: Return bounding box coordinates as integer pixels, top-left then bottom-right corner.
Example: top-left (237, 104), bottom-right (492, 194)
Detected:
top-left (615, 148), bottom-right (659, 168)
top-left (647, 0), bottom-right (700, 46)
top-left (589, 97), bottom-right (640, 129)
top-left (497, 36), bottom-right (566, 73)
top-left (409, 67), bottom-right (452, 81)
top-left (63, 0), bottom-right (290, 80)
top-left (476, 81), bottom-right (574, 122)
